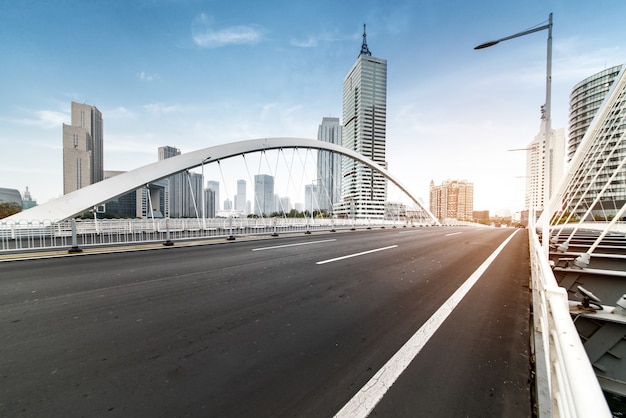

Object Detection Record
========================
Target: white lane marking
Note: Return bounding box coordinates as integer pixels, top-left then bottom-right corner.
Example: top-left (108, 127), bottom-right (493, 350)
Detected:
top-left (252, 239), bottom-right (336, 251)
top-left (316, 245), bottom-right (398, 265)
top-left (445, 232), bottom-right (462, 236)
top-left (334, 229), bottom-right (519, 418)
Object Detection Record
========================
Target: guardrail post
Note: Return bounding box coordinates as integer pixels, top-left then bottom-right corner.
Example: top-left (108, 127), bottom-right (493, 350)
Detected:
top-left (227, 216), bottom-right (235, 240)
top-left (68, 218), bottom-right (82, 253)
top-left (163, 218), bottom-right (174, 246)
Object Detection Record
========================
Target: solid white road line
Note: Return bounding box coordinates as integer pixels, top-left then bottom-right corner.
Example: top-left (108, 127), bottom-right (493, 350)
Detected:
top-left (251, 239), bottom-right (336, 251)
top-left (334, 229), bottom-right (519, 418)
top-left (316, 245), bottom-right (398, 265)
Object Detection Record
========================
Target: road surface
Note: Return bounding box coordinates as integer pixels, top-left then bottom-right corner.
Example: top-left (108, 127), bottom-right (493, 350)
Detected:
top-left (0, 226), bottom-right (531, 417)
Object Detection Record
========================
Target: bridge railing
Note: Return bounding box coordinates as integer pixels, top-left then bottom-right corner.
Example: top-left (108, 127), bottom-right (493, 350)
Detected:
top-left (0, 217), bottom-right (433, 252)
top-left (529, 227), bottom-right (611, 417)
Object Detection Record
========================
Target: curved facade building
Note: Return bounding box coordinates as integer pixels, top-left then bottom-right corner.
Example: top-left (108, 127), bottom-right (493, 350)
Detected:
top-left (565, 65), bottom-right (626, 219)
top-left (568, 65), bottom-right (623, 161)
top-left (0, 188), bottom-right (23, 206)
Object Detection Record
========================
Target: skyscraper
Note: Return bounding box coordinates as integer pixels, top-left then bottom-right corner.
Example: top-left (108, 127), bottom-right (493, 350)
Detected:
top-left (254, 174), bottom-right (274, 216)
top-left (317, 117), bottom-right (342, 213)
top-left (158, 146), bottom-right (183, 217)
top-left (305, 183), bottom-right (319, 213)
top-left (206, 180), bottom-right (220, 214)
top-left (235, 180), bottom-right (246, 213)
top-left (524, 112), bottom-right (565, 213)
top-left (62, 102), bottom-right (103, 194)
top-left (335, 25), bottom-right (387, 219)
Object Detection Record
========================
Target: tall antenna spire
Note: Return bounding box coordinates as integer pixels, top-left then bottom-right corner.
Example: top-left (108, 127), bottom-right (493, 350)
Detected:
top-left (359, 24), bottom-right (371, 57)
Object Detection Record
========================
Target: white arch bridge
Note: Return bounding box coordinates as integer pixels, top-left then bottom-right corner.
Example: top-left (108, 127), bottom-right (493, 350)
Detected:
top-left (4, 137), bottom-right (438, 227)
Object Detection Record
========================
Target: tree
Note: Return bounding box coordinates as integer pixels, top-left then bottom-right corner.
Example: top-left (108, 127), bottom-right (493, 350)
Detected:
top-left (0, 202), bottom-right (22, 219)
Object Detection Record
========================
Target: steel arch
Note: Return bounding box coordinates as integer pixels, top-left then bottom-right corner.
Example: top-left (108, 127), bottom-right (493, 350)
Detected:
top-left (6, 138), bottom-right (438, 223)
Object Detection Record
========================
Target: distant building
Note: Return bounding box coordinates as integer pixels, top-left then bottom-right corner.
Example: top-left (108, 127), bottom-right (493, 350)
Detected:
top-left (279, 197), bottom-right (292, 213)
top-left (183, 172), bottom-right (203, 218)
top-left (138, 181), bottom-right (168, 218)
top-left (157, 146), bottom-right (203, 218)
top-left (524, 108), bottom-right (565, 213)
top-left (316, 117), bottom-right (342, 213)
top-left (304, 184), bottom-right (319, 213)
top-left (473, 210), bottom-right (490, 222)
top-left (334, 25), bottom-right (388, 220)
top-left (204, 188), bottom-right (216, 218)
top-left (235, 180), bottom-right (246, 213)
top-left (63, 102), bottom-right (103, 194)
top-left (429, 179), bottom-right (474, 221)
top-left (103, 171), bottom-right (137, 217)
top-left (103, 171), bottom-right (168, 218)
top-left (254, 174), bottom-right (274, 215)
top-left (22, 187), bottom-right (37, 209)
top-left (0, 188), bottom-right (22, 206)
top-left (206, 180), bottom-right (220, 214)
top-left (159, 146), bottom-right (182, 217)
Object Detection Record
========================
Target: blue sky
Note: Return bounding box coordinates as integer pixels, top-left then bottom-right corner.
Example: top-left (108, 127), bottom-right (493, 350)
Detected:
top-left (1, 0), bottom-right (625, 216)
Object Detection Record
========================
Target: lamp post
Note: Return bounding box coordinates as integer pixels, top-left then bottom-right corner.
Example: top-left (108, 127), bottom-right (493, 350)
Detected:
top-left (475, 13), bottom-right (553, 251)
top-left (201, 157), bottom-right (211, 231)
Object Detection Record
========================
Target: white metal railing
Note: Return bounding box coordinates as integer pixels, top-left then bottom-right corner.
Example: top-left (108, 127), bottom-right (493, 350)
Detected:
top-left (529, 227), bottom-right (612, 417)
top-left (0, 217), bottom-right (435, 252)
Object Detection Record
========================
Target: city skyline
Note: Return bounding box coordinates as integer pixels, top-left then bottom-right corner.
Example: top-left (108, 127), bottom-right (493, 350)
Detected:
top-left (2, 1), bottom-right (626, 216)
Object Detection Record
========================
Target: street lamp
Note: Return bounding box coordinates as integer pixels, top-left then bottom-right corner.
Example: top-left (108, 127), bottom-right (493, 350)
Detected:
top-left (201, 156), bottom-right (211, 230)
top-left (475, 13), bottom-right (553, 251)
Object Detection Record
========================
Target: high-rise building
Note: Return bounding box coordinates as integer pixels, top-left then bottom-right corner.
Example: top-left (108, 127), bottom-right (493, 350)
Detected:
top-left (183, 172), bottom-right (203, 218)
top-left (335, 25), bottom-right (387, 219)
top-left (206, 181), bottom-right (220, 214)
top-left (524, 112), bottom-right (565, 212)
top-left (204, 188), bottom-right (216, 218)
top-left (429, 179), bottom-right (474, 221)
top-left (254, 174), bottom-right (274, 216)
top-left (304, 184), bottom-right (319, 213)
top-left (568, 65), bottom-right (623, 161)
top-left (279, 197), bottom-right (292, 213)
top-left (235, 180), bottom-right (246, 213)
top-left (158, 146), bottom-right (183, 217)
top-left (565, 65), bottom-right (626, 219)
top-left (63, 102), bottom-right (103, 194)
top-left (317, 117), bottom-right (342, 213)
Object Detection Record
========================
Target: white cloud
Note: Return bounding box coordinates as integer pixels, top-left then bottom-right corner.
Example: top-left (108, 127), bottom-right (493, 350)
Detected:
top-left (138, 71), bottom-right (160, 81)
top-left (143, 102), bottom-right (184, 115)
top-left (192, 13), bottom-right (264, 48)
top-left (290, 36), bottom-right (318, 48)
top-left (10, 109), bottom-right (68, 129)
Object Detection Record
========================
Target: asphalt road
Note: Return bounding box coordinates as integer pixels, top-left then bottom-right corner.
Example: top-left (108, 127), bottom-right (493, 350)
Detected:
top-left (0, 226), bottom-right (531, 417)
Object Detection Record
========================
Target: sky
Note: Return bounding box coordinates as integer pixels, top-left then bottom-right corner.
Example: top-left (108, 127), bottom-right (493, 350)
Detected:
top-left (1, 0), bottom-right (625, 217)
